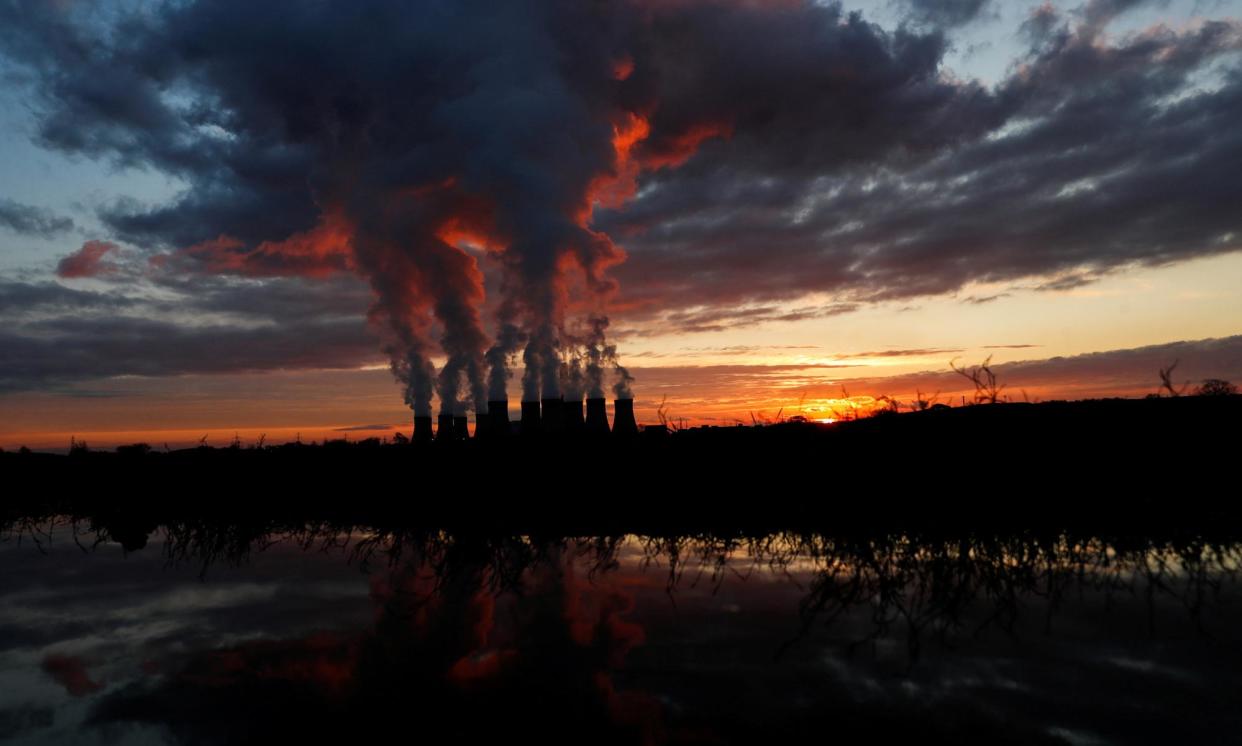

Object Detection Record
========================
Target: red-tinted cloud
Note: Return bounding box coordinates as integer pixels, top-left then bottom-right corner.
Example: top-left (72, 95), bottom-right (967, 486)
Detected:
top-left (56, 241), bottom-right (119, 279)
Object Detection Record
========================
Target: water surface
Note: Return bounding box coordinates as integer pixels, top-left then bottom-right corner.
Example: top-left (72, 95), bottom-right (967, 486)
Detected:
top-left (2, 522), bottom-right (1240, 744)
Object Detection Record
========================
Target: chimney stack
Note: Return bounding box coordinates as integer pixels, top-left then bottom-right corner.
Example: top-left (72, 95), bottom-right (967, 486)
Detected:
top-left (563, 398), bottom-right (585, 433)
top-left (612, 398), bottom-right (638, 436)
top-left (453, 415), bottom-right (469, 440)
top-left (585, 398), bottom-right (610, 435)
top-left (437, 414), bottom-right (456, 441)
top-left (541, 397), bottom-right (563, 434)
top-left (521, 400), bottom-right (541, 436)
top-left (413, 415), bottom-right (433, 444)
top-left (489, 400), bottom-right (510, 436)
top-left (473, 409), bottom-right (489, 439)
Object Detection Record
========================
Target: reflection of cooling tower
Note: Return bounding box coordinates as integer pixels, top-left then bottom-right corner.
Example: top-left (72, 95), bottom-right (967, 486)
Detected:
top-left (437, 414), bottom-right (455, 441)
top-left (564, 399), bottom-right (585, 432)
top-left (454, 415), bottom-right (469, 440)
top-left (413, 415), bottom-right (433, 443)
top-left (585, 398), bottom-right (610, 434)
top-left (489, 400), bottom-right (510, 436)
top-left (473, 409), bottom-right (488, 439)
top-left (613, 398), bottom-right (638, 436)
top-left (521, 401), bottom-right (541, 436)
top-left (541, 397), bottom-right (563, 434)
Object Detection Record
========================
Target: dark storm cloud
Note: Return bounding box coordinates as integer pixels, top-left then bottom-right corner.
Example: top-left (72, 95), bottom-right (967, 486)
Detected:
top-left (629, 4), bottom-right (1005, 184)
top-left (0, 315), bottom-right (377, 393)
top-left (0, 279), bottom-right (136, 314)
top-left (601, 6), bottom-right (1242, 312)
top-left (0, 0), bottom-right (646, 408)
top-left (0, 273), bottom-right (377, 392)
top-left (896, 0), bottom-right (993, 28)
top-left (0, 198), bottom-right (74, 237)
top-left (147, 273), bottom-right (374, 323)
top-left (618, 302), bottom-right (860, 336)
top-left (0, 0), bottom-right (1239, 381)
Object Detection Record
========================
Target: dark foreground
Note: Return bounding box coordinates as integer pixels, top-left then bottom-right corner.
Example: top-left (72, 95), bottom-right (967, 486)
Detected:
top-left (1, 518), bottom-right (1241, 745)
top-left (1, 395), bottom-right (1240, 744)
top-left (4, 395), bottom-right (1239, 530)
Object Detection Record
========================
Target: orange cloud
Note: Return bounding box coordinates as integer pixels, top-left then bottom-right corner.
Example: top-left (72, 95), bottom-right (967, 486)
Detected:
top-left (56, 240), bottom-right (119, 279)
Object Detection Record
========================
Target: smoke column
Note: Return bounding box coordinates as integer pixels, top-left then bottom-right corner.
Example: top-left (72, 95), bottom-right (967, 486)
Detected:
top-left (614, 363), bottom-right (636, 400)
top-left (0, 0), bottom-right (757, 414)
top-left (559, 342), bottom-right (586, 404)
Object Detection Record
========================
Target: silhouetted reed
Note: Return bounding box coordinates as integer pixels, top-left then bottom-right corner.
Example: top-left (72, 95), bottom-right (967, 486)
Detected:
top-left (8, 516), bottom-right (1239, 667)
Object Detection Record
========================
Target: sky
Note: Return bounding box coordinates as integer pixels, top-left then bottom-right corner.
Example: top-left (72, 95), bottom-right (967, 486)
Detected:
top-left (1, 0), bottom-right (1241, 449)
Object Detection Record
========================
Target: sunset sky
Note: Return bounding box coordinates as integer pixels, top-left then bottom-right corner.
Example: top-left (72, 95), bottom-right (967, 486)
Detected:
top-left (2, 0), bottom-right (1241, 450)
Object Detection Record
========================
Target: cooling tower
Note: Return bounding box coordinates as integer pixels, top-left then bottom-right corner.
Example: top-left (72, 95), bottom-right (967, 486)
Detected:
top-left (437, 413), bottom-right (455, 441)
top-left (541, 397), bottom-right (563, 434)
top-left (585, 397), bottom-right (610, 435)
top-left (413, 415), bottom-right (433, 444)
top-left (489, 400), bottom-right (510, 436)
top-left (612, 398), bottom-right (638, 436)
top-left (453, 415), bottom-right (469, 440)
top-left (563, 398), bottom-right (585, 432)
top-left (521, 400), bottom-right (541, 436)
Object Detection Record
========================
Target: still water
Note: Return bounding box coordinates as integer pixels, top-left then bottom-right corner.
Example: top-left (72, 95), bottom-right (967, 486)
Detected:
top-left (2, 521), bottom-right (1240, 744)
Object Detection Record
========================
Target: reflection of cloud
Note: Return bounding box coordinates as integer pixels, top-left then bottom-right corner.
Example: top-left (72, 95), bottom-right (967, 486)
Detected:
top-left (41, 654), bottom-right (103, 697)
top-left (0, 705), bottom-right (55, 739)
top-left (4, 527), bottom-right (1241, 745)
top-left (1104, 656), bottom-right (1198, 684)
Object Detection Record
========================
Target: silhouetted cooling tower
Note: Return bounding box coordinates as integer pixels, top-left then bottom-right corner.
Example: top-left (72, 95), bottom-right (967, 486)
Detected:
top-left (473, 409), bottom-right (488, 439)
top-left (453, 415), bottom-right (469, 440)
top-left (541, 397), bottom-right (563, 434)
top-left (564, 399), bottom-right (585, 432)
top-left (413, 415), bottom-right (433, 443)
top-left (585, 397), bottom-right (610, 435)
top-left (489, 400), bottom-right (510, 436)
top-left (613, 398), bottom-right (638, 436)
top-left (437, 414), bottom-right (455, 441)
top-left (521, 401), bottom-right (541, 436)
